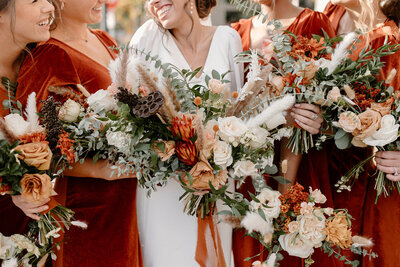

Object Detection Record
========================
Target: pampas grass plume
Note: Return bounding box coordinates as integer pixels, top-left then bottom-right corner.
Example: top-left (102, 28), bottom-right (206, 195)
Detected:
top-left (71, 221), bottom-right (88, 229)
top-left (241, 211), bottom-right (274, 236)
top-left (25, 92), bottom-right (40, 132)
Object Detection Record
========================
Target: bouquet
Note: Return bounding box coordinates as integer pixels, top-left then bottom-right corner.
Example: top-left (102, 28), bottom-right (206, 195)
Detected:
top-left (0, 92), bottom-right (86, 264)
top-left (222, 183), bottom-right (376, 266)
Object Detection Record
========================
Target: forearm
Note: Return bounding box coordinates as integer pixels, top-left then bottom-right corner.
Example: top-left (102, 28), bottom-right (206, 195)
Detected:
top-left (278, 138), bottom-right (302, 193)
top-left (63, 159), bottom-right (136, 180)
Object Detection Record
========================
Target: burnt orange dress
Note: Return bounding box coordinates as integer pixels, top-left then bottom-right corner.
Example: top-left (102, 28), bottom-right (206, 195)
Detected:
top-left (232, 9), bottom-right (338, 267)
top-left (349, 21), bottom-right (400, 267)
top-left (323, 2), bottom-right (347, 35)
top-left (16, 29), bottom-right (142, 267)
top-left (0, 88), bottom-right (31, 237)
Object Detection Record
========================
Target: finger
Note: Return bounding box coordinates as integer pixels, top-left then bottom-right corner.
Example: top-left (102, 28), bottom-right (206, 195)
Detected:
top-left (374, 157), bottom-right (400, 168)
top-left (292, 108), bottom-right (319, 121)
top-left (292, 113), bottom-right (321, 131)
top-left (26, 205), bottom-right (49, 214)
top-left (376, 164), bottom-right (397, 175)
top-left (386, 174), bottom-right (400, 182)
top-left (375, 151), bottom-right (400, 160)
top-left (294, 103), bottom-right (321, 113)
top-left (294, 119), bottom-right (319, 135)
top-left (25, 213), bottom-right (41, 221)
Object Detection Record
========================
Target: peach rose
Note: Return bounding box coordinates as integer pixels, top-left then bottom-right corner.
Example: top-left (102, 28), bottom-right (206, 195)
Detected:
top-left (352, 109), bottom-right (382, 139)
top-left (201, 128), bottom-right (217, 160)
top-left (153, 141), bottom-right (175, 161)
top-left (370, 98), bottom-right (394, 116)
top-left (208, 79), bottom-right (226, 94)
top-left (15, 142), bottom-right (53, 170)
top-left (187, 160), bottom-right (227, 190)
top-left (327, 87), bottom-right (341, 102)
top-left (334, 111), bottom-right (361, 133)
top-left (270, 75), bottom-right (285, 95)
top-left (20, 173), bottom-right (52, 204)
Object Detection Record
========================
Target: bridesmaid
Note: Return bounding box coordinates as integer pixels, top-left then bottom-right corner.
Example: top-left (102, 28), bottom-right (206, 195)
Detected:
top-left (0, 0), bottom-right (54, 235)
top-left (330, 0), bottom-right (400, 266)
top-left (231, 1), bottom-right (337, 266)
top-left (14, 0), bottom-right (142, 266)
top-left (130, 0), bottom-right (243, 266)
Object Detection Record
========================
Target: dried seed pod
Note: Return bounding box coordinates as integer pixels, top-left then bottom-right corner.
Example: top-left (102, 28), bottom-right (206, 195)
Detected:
top-left (132, 91), bottom-right (165, 118)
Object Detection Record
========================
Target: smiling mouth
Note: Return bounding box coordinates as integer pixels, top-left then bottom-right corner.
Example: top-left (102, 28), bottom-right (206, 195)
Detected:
top-left (93, 7), bottom-right (102, 11)
top-left (38, 17), bottom-right (53, 27)
top-left (157, 5), bottom-right (171, 18)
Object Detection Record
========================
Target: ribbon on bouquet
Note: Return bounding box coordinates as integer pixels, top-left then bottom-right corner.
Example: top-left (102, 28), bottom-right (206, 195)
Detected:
top-left (195, 215), bottom-right (226, 267)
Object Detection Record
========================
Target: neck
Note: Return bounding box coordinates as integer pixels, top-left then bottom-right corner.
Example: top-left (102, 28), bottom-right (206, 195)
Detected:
top-left (170, 17), bottom-right (204, 50)
top-left (344, 3), bottom-right (387, 31)
top-left (0, 34), bottom-right (24, 81)
top-left (260, 0), bottom-right (301, 21)
top-left (52, 16), bottom-right (89, 42)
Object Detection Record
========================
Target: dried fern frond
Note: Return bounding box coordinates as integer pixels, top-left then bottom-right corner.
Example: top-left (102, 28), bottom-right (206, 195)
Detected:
top-left (137, 64), bottom-right (159, 94)
top-left (76, 84), bottom-right (90, 98)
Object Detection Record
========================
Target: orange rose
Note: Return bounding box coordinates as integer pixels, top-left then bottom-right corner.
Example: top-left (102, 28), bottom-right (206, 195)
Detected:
top-left (15, 142), bottom-right (52, 170)
top-left (153, 140), bottom-right (175, 161)
top-left (186, 160), bottom-right (228, 190)
top-left (370, 98), bottom-right (394, 116)
top-left (352, 109), bottom-right (382, 139)
top-left (20, 173), bottom-right (52, 204)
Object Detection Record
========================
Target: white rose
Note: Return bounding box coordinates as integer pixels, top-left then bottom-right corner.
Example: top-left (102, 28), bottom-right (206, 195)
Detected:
top-left (288, 221), bottom-right (300, 233)
top-left (324, 207), bottom-right (334, 216)
top-left (10, 234), bottom-right (40, 257)
top-left (217, 117), bottom-right (248, 146)
top-left (87, 89), bottom-right (118, 111)
top-left (309, 187), bottom-right (327, 204)
top-left (298, 214), bottom-right (326, 247)
top-left (279, 232), bottom-right (314, 258)
top-left (4, 114), bottom-right (30, 138)
top-left (0, 233), bottom-right (17, 258)
top-left (248, 127), bottom-right (270, 149)
top-left (252, 188), bottom-right (281, 219)
top-left (213, 141), bottom-right (233, 168)
top-left (58, 99), bottom-right (81, 122)
top-left (232, 160), bottom-right (258, 178)
top-left (106, 130), bottom-right (131, 155)
top-left (363, 115), bottom-right (399, 147)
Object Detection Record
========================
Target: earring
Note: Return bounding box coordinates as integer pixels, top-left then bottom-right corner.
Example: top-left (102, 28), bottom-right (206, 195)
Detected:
top-left (190, 0), bottom-right (193, 15)
top-left (60, 1), bottom-right (65, 10)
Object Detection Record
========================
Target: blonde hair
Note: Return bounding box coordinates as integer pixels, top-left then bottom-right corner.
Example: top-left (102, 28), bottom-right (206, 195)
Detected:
top-left (355, 0), bottom-right (375, 33)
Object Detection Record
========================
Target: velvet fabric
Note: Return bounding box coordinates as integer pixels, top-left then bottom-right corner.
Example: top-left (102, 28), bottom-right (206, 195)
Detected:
top-left (323, 2), bottom-right (347, 35)
top-left (231, 9), bottom-right (338, 267)
top-left (16, 29), bottom-right (142, 267)
top-left (349, 21), bottom-right (400, 267)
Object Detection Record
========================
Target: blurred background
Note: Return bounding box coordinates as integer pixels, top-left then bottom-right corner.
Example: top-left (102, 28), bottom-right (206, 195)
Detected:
top-left (97, 0), bottom-right (331, 44)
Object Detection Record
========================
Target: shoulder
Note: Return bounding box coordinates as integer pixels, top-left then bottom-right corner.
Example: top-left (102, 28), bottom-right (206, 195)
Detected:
top-left (289, 8), bottom-right (335, 37)
top-left (215, 25), bottom-right (242, 44)
top-left (371, 20), bottom-right (400, 44)
top-left (130, 19), bottom-right (162, 48)
top-left (90, 29), bottom-right (117, 47)
top-left (231, 17), bottom-right (253, 33)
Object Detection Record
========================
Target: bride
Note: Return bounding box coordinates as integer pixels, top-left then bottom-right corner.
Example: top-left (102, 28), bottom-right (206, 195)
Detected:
top-left (129, 0), bottom-right (243, 266)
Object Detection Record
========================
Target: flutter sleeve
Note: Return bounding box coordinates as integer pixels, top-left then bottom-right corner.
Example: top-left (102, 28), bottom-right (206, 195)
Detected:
top-left (224, 27), bottom-right (244, 92)
top-left (16, 43), bottom-right (80, 107)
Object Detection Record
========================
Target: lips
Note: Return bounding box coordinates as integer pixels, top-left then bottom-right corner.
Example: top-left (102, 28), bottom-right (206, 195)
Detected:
top-left (37, 17), bottom-right (52, 27)
top-left (156, 4), bottom-right (171, 19)
top-left (93, 6), bottom-right (102, 12)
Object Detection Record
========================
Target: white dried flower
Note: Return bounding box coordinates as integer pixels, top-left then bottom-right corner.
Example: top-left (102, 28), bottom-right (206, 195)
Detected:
top-left (4, 114), bottom-right (30, 138)
top-left (58, 99), bottom-right (81, 122)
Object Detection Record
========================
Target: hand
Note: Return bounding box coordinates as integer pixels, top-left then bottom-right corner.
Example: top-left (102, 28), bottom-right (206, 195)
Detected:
top-left (11, 195), bottom-right (50, 220)
top-left (375, 151), bottom-right (400, 181)
top-left (290, 103), bottom-right (324, 135)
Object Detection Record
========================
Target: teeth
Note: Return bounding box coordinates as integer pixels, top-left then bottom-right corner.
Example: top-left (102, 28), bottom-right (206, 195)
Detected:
top-left (93, 7), bottom-right (102, 11)
top-left (158, 6), bottom-right (170, 17)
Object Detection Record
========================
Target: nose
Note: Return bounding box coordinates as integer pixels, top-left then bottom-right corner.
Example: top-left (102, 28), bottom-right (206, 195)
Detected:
top-left (148, 0), bottom-right (160, 7)
top-left (42, 0), bottom-right (55, 13)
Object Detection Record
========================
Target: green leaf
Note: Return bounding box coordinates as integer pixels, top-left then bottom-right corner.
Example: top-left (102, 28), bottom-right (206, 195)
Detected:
top-left (186, 172), bottom-right (194, 186)
top-left (211, 70), bottom-right (220, 80)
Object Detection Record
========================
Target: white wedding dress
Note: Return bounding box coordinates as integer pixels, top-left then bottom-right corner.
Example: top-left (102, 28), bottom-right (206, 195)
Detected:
top-left (130, 19), bottom-right (243, 267)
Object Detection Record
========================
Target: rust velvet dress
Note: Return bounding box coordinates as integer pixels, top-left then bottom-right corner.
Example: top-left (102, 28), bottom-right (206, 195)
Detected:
top-left (16, 29), bottom-right (142, 267)
top-left (0, 91), bottom-right (31, 237)
top-left (232, 9), bottom-right (338, 267)
top-left (323, 2), bottom-right (347, 35)
top-left (349, 21), bottom-right (400, 267)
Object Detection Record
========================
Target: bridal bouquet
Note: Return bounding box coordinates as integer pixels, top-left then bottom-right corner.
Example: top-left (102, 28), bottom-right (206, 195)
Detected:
top-left (0, 92), bottom-right (86, 262)
top-left (225, 183), bottom-right (376, 266)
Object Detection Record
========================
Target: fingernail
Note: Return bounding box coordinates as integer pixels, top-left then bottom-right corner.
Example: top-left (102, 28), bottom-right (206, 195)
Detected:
top-left (292, 107), bottom-right (296, 111)
top-left (295, 104), bottom-right (300, 107)
top-left (290, 112), bottom-right (295, 117)
top-left (294, 119), bottom-right (300, 124)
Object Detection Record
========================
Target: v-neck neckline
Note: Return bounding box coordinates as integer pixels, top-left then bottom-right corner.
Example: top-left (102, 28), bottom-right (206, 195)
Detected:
top-left (168, 27), bottom-right (220, 76)
top-left (50, 29), bottom-right (116, 71)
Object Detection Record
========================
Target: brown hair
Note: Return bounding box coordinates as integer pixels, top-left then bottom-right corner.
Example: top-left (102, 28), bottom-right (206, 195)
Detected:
top-left (380, 0), bottom-right (400, 25)
top-left (196, 0), bottom-right (216, 19)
